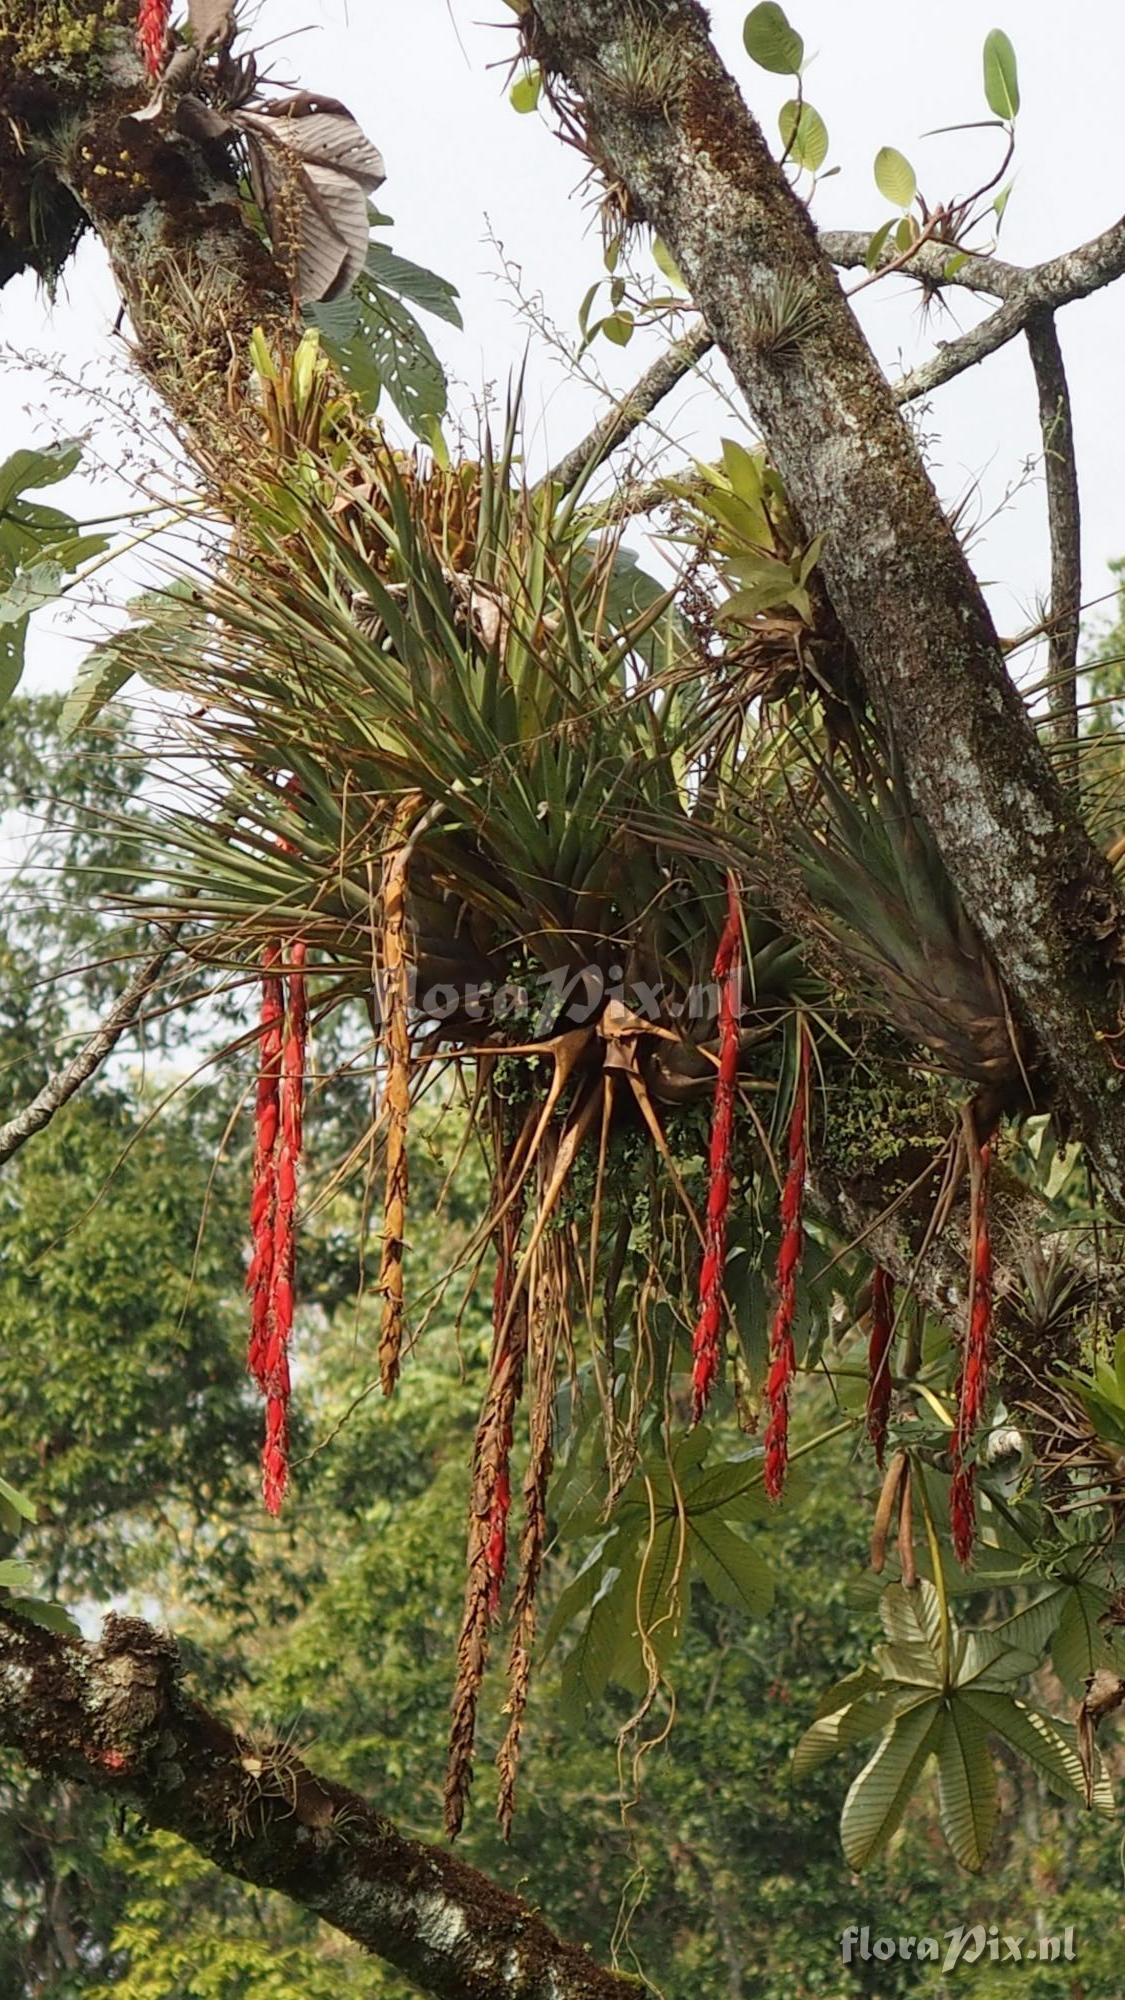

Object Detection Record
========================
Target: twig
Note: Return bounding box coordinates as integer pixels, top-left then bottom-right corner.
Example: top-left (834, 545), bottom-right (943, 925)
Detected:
top-left (541, 320), bottom-right (712, 495)
top-left (0, 939), bottom-right (179, 1168)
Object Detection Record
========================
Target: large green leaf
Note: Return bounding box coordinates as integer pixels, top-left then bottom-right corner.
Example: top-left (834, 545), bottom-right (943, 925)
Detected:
top-left (743, 2), bottom-right (804, 74)
top-left (963, 1690), bottom-right (1111, 1809)
top-left (689, 1515), bottom-right (773, 1615)
top-left (840, 1698), bottom-right (944, 1869)
top-left (938, 1697), bottom-right (997, 1869)
top-left (0, 442), bottom-right (101, 702)
top-left (794, 1685), bottom-right (932, 1779)
top-left (364, 243), bottom-right (463, 328)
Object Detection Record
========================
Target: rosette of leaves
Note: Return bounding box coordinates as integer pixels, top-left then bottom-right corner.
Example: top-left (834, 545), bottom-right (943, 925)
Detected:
top-left (775, 736), bottom-right (1026, 1099)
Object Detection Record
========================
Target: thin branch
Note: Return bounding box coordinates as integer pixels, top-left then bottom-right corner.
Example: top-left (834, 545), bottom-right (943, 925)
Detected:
top-left (0, 1610), bottom-right (637, 2000)
top-left (1025, 312), bottom-right (1082, 792)
top-left (542, 319), bottom-right (712, 494)
top-left (543, 217), bottom-right (1125, 496)
top-left (819, 230), bottom-right (1019, 301)
top-left (888, 214), bottom-right (1125, 402)
top-left (0, 940), bottom-right (178, 1168)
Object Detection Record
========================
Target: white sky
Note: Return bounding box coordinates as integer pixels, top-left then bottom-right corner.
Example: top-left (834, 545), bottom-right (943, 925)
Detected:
top-left (4, 0), bottom-right (1125, 690)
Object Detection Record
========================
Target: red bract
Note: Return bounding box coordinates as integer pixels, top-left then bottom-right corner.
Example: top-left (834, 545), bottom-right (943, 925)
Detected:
top-left (690, 874), bottom-right (743, 1423)
top-left (950, 1137), bottom-right (993, 1566)
top-left (866, 1266), bottom-right (895, 1467)
top-left (763, 1022), bottom-right (810, 1500)
top-left (247, 940), bottom-right (308, 1518)
top-left (137, 0), bottom-right (170, 77)
top-left (246, 946), bottom-right (283, 1393)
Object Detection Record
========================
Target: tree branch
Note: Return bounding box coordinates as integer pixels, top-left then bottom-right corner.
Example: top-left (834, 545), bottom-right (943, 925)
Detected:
top-left (0, 1609), bottom-right (637, 2000)
top-left (1025, 313), bottom-right (1082, 791)
top-left (0, 941), bottom-right (177, 1168)
top-left (530, 0), bottom-right (1125, 1215)
top-left (550, 220), bottom-right (1119, 500)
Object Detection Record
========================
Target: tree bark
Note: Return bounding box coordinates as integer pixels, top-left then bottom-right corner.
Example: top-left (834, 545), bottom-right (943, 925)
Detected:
top-left (0, 1609), bottom-right (638, 2000)
top-left (527, 0), bottom-right (1125, 1212)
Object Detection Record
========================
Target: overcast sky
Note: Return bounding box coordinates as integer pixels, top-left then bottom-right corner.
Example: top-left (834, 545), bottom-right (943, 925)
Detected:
top-left (5, 0), bottom-right (1125, 692)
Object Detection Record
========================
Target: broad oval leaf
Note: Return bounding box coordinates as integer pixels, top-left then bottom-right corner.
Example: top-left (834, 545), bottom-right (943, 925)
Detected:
top-left (510, 66), bottom-right (542, 113)
top-left (983, 28), bottom-right (1020, 120)
top-left (743, 2), bottom-right (804, 74)
top-left (873, 146), bottom-right (916, 209)
top-left (779, 99), bottom-right (829, 173)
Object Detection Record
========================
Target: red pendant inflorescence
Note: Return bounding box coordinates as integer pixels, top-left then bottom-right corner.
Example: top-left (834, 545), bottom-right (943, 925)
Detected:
top-left (137, 0), bottom-right (171, 78)
top-left (690, 874), bottom-right (744, 1423)
top-left (950, 1137), bottom-right (993, 1565)
top-left (247, 940), bottom-right (308, 1516)
top-left (763, 1022), bottom-right (811, 1500)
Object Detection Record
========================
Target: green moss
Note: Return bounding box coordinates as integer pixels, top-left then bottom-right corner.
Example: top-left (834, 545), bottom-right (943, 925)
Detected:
top-left (821, 1067), bottom-right (948, 1192)
top-left (0, 0), bottom-right (113, 75)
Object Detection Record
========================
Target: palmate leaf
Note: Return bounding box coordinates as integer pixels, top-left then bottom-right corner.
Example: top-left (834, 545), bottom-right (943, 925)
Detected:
top-left (793, 1684), bottom-right (931, 1779)
top-left (310, 236), bottom-right (460, 434)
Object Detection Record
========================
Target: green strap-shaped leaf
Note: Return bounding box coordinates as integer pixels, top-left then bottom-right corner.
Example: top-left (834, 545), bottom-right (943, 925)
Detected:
top-left (840, 1698), bottom-right (945, 1869)
top-left (938, 1697), bottom-right (997, 1869)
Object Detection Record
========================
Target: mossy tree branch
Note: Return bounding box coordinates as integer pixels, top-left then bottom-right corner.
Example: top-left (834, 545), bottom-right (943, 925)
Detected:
top-left (0, 1609), bottom-right (638, 2000)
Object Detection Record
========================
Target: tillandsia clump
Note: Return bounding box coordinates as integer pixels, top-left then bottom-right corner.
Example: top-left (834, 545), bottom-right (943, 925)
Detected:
top-left (95, 314), bottom-right (1118, 1838)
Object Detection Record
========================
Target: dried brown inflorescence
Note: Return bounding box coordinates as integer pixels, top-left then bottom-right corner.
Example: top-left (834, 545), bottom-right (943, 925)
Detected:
top-left (865, 1266), bottom-right (896, 1468)
top-left (764, 1021), bottom-right (810, 1500)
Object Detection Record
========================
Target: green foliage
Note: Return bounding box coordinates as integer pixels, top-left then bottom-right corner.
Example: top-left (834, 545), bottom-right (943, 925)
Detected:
top-left (983, 27), bottom-right (1020, 121)
top-left (0, 442), bottom-right (108, 704)
top-left (309, 225), bottom-right (461, 435)
top-left (742, 2), bottom-right (804, 76)
top-left (873, 145), bottom-right (917, 210)
top-left (509, 65), bottom-right (542, 113)
top-left (779, 98), bottom-right (829, 174)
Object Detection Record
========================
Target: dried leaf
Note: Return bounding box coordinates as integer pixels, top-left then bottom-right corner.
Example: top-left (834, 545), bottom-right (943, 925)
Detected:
top-left (239, 95), bottom-right (385, 303)
top-left (187, 0), bottom-right (234, 47)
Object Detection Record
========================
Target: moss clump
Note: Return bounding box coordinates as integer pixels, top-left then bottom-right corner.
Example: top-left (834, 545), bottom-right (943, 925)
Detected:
top-left (821, 1067), bottom-right (948, 1193)
top-left (0, 0), bottom-right (128, 76)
